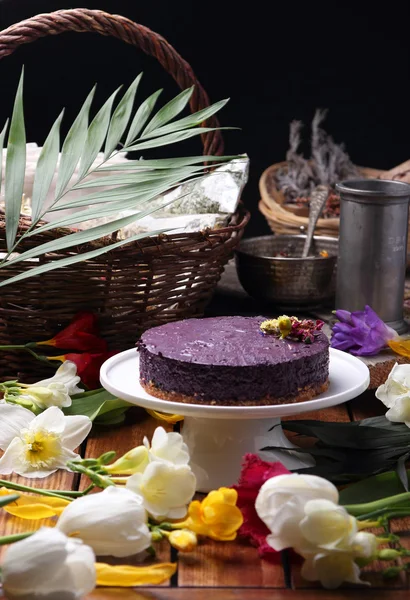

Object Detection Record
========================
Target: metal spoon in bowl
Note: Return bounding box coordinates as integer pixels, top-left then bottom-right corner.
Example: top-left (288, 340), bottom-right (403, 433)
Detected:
top-left (301, 185), bottom-right (329, 258)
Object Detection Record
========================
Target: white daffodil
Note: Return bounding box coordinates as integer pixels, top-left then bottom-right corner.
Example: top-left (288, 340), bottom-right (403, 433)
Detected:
top-left (2, 526), bottom-right (96, 600)
top-left (255, 473), bottom-right (339, 551)
top-left (0, 404), bottom-right (92, 478)
top-left (16, 361), bottom-right (82, 410)
top-left (298, 499), bottom-right (357, 553)
top-left (57, 486), bottom-right (151, 557)
top-left (376, 363), bottom-right (410, 426)
top-left (144, 426), bottom-right (190, 466)
top-left (301, 550), bottom-right (369, 589)
top-left (126, 461), bottom-right (196, 520)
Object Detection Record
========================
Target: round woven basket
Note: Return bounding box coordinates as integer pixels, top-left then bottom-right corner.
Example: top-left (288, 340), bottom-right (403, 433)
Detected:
top-left (0, 8), bottom-right (250, 381)
top-left (259, 162), bottom-right (381, 236)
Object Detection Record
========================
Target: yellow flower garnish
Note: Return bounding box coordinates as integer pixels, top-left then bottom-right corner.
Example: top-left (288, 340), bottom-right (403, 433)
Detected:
top-left (95, 562), bottom-right (177, 586)
top-left (184, 487), bottom-right (243, 541)
top-left (388, 339), bottom-right (410, 359)
top-left (260, 316), bottom-right (292, 338)
top-left (0, 488), bottom-right (70, 520)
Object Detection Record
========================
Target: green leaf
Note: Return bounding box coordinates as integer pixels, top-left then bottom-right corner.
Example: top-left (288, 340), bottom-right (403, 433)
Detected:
top-left (31, 110), bottom-right (64, 222)
top-left (124, 89), bottom-right (163, 146)
top-left (4, 69), bottom-right (26, 252)
top-left (126, 127), bottom-right (232, 152)
top-left (77, 87), bottom-right (121, 180)
top-left (54, 86), bottom-right (96, 199)
top-left (0, 227), bottom-right (168, 288)
top-left (97, 154), bottom-right (239, 171)
top-left (0, 494), bottom-right (20, 508)
top-left (339, 470), bottom-right (410, 504)
top-left (104, 73), bottom-right (142, 159)
top-left (64, 388), bottom-right (132, 421)
top-left (142, 99), bottom-right (229, 140)
top-left (0, 120), bottom-right (9, 197)
top-left (141, 86), bottom-right (194, 137)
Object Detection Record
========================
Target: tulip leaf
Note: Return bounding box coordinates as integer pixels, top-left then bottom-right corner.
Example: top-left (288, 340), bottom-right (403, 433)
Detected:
top-left (64, 388), bottom-right (132, 422)
top-left (0, 119), bottom-right (9, 197)
top-left (0, 493), bottom-right (20, 508)
top-left (4, 68), bottom-right (26, 252)
top-left (339, 470), bottom-right (410, 504)
top-left (104, 73), bottom-right (142, 158)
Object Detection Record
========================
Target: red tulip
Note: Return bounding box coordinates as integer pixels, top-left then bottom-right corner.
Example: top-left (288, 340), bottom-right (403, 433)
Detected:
top-left (37, 312), bottom-right (107, 352)
top-left (232, 454), bottom-right (291, 561)
top-left (49, 352), bottom-right (117, 390)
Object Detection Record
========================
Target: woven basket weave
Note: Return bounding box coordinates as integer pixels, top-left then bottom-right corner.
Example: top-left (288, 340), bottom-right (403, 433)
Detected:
top-left (0, 8), bottom-right (250, 381)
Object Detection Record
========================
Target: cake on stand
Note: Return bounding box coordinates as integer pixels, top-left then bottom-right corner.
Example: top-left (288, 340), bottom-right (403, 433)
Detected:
top-left (100, 348), bottom-right (369, 492)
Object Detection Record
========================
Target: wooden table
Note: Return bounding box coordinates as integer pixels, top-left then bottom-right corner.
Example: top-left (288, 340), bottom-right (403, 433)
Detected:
top-left (0, 265), bottom-right (409, 599)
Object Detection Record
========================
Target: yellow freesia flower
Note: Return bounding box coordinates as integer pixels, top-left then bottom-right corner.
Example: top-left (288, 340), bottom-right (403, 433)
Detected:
top-left (95, 562), bottom-right (176, 586)
top-left (0, 488), bottom-right (70, 519)
top-left (145, 409), bottom-right (184, 423)
top-left (184, 487), bottom-right (243, 541)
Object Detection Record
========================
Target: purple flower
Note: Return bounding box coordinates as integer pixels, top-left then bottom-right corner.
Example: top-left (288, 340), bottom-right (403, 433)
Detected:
top-left (331, 305), bottom-right (397, 356)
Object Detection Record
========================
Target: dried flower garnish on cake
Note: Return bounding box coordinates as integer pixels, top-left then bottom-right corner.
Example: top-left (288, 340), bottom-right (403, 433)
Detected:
top-left (260, 316), bottom-right (324, 344)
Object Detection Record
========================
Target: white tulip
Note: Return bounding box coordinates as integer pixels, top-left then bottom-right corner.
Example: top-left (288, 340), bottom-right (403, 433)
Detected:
top-left (11, 362), bottom-right (82, 410)
top-left (126, 461), bottom-right (196, 520)
top-left (0, 404), bottom-right (92, 478)
top-left (376, 363), bottom-right (410, 426)
top-left (144, 426), bottom-right (190, 466)
top-left (2, 527), bottom-right (96, 600)
top-left (255, 473), bottom-right (339, 551)
top-left (57, 486), bottom-right (151, 557)
top-left (301, 551), bottom-right (369, 589)
top-left (298, 499), bottom-right (357, 553)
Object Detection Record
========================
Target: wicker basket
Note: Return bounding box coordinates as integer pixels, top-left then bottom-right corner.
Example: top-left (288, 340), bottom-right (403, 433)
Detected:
top-left (259, 162), bottom-right (381, 237)
top-left (0, 9), bottom-right (250, 381)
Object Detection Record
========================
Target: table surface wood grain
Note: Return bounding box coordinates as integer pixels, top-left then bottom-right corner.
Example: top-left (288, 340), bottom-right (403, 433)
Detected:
top-left (0, 264), bottom-right (408, 598)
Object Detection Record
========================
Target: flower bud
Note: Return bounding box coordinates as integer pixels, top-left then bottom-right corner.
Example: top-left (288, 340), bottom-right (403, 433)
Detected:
top-left (168, 529), bottom-right (198, 552)
top-left (105, 445), bottom-right (149, 475)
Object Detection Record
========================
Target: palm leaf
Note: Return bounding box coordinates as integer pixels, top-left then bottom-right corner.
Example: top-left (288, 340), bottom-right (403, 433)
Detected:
top-left (104, 73), bottom-right (142, 158)
top-left (0, 228), bottom-right (168, 288)
top-left (141, 87), bottom-right (194, 137)
top-left (54, 86), bottom-right (96, 199)
top-left (77, 87), bottom-right (121, 180)
top-left (126, 127), bottom-right (231, 152)
top-left (31, 110), bottom-right (64, 221)
top-left (4, 69), bottom-right (26, 252)
top-left (0, 119), bottom-right (9, 196)
top-left (97, 155), bottom-right (238, 171)
top-left (141, 99), bottom-right (229, 140)
top-left (124, 89), bottom-right (163, 145)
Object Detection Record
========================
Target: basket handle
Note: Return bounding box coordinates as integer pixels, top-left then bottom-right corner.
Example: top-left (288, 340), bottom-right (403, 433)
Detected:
top-left (0, 8), bottom-right (224, 156)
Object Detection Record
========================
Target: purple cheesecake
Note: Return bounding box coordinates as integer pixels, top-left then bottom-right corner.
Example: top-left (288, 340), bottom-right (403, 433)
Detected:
top-left (138, 316), bottom-right (329, 406)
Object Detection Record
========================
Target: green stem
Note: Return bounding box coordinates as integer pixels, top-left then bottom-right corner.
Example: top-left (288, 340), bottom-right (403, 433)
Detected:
top-left (344, 492), bottom-right (410, 516)
top-left (0, 532), bottom-right (34, 545)
top-left (66, 462), bottom-right (114, 488)
top-left (0, 480), bottom-right (73, 502)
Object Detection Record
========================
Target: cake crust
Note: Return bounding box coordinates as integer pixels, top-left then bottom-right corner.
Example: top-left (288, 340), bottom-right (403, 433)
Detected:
top-left (141, 379), bottom-right (330, 406)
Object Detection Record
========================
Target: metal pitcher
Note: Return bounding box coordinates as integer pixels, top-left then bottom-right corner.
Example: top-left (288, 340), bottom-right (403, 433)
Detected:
top-left (335, 179), bottom-right (410, 334)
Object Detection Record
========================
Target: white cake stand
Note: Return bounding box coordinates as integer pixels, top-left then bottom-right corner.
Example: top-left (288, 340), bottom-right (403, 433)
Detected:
top-left (100, 349), bottom-right (369, 492)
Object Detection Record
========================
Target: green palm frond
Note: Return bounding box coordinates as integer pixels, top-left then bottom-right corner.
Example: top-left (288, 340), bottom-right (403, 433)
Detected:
top-left (0, 69), bottom-right (239, 288)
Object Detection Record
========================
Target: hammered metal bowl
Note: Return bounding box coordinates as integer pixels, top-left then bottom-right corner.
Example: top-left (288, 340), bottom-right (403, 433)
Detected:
top-left (235, 235), bottom-right (338, 309)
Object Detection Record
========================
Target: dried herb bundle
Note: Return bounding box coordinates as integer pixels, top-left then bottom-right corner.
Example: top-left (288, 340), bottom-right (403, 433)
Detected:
top-left (275, 110), bottom-right (359, 215)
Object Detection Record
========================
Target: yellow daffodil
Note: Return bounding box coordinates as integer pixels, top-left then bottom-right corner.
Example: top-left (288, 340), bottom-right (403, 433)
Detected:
top-left (184, 487), bottom-right (243, 541)
top-left (0, 488), bottom-right (70, 519)
top-left (167, 529), bottom-right (198, 552)
top-left (95, 562), bottom-right (176, 586)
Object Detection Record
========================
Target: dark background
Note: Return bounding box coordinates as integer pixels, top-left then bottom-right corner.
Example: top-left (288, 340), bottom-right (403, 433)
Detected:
top-left (0, 0), bottom-right (409, 237)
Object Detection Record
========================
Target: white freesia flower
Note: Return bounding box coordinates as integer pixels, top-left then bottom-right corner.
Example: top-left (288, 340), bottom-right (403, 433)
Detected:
top-left (57, 486), bottom-right (151, 557)
top-left (376, 363), bottom-right (410, 426)
top-left (144, 426), bottom-right (190, 466)
top-left (0, 404), bottom-right (92, 477)
top-left (255, 474), bottom-right (339, 551)
top-left (14, 361), bottom-right (82, 410)
top-left (2, 526), bottom-right (96, 600)
top-left (126, 461), bottom-right (196, 520)
top-left (351, 531), bottom-right (379, 559)
top-left (301, 550), bottom-right (369, 589)
top-left (298, 499), bottom-right (357, 553)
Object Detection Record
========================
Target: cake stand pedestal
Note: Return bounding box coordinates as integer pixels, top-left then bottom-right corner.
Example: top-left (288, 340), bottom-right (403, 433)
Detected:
top-left (100, 349), bottom-right (370, 492)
